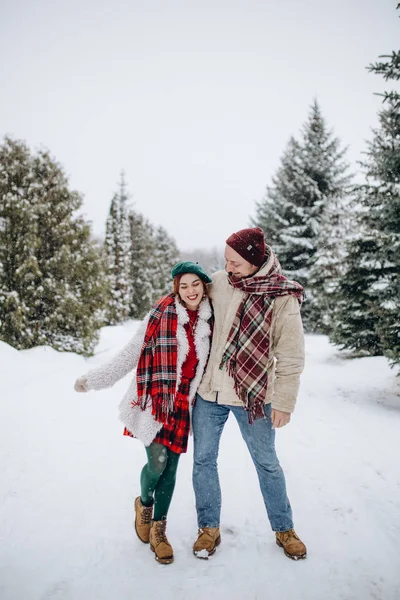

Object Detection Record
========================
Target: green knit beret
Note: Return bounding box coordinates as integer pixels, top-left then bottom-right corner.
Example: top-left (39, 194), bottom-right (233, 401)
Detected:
top-left (171, 261), bottom-right (212, 284)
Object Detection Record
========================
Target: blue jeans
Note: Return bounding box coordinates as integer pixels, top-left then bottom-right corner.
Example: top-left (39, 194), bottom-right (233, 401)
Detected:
top-left (192, 394), bottom-right (293, 532)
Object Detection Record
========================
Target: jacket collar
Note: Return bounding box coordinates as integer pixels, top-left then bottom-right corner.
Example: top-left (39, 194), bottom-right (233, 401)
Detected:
top-left (174, 296), bottom-right (212, 323)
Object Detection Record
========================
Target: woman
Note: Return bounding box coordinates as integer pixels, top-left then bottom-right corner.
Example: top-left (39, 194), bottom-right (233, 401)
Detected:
top-left (74, 261), bottom-right (213, 565)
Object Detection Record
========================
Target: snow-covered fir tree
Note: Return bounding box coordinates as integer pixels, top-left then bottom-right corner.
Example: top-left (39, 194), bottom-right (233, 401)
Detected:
top-left (331, 45), bottom-right (400, 364)
top-left (307, 189), bottom-right (355, 334)
top-left (303, 101), bottom-right (353, 333)
top-left (0, 137), bottom-right (40, 349)
top-left (30, 149), bottom-right (108, 354)
top-left (104, 174), bottom-right (181, 319)
top-left (253, 101), bottom-right (352, 332)
top-left (0, 137), bottom-right (107, 355)
top-left (104, 173), bottom-right (132, 324)
top-left (367, 46), bottom-right (400, 109)
top-left (151, 226), bottom-right (180, 300)
top-left (329, 234), bottom-right (384, 357)
top-left (252, 137), bottom-right (303, 253)
top-left (128, 210), bottom-right (156, 318)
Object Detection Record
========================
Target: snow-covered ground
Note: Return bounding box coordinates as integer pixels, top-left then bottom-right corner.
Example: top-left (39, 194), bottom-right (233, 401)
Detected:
top-left (1, 322), bottom-right (399, 600)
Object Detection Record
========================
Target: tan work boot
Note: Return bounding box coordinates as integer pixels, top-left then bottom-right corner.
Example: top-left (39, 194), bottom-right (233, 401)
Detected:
top-left (149, 520), bottom-right (174, 564)
top-left (193, 527), bottom-right (221, 559)
top-left (276, 529), bottom-right (307, 560)
top-left (134, 496), bottom-right (153, 544)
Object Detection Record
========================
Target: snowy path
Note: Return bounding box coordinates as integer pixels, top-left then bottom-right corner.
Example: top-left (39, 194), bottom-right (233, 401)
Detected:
top-left (1, 326), bottom-right (399, 600)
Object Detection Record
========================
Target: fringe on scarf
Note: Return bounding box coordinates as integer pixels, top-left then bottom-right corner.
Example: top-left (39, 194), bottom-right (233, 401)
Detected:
top-left (132, 392), bottom-right (176, 424)
top-left (224, 357), bottom-right (265, 424)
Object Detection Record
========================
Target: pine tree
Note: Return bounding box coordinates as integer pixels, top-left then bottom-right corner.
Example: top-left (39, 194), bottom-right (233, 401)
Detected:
top-left (368, 49), bottom-right (400, 109)
top-left (104, 173), bottom-right (132, 324)
top-left (362, 101), bottom-right (400, 366)
top-left (252, 137), bottom-right (305, 254)
top-left (329, 235), bottom-right (384, 356)
top-left (253, 101), bottom-right (352, 331)
top-left (151, 226), bottom-right (180, 300)
top-left (0, 137), bottom-right (41, 348)
top-left (332, 42), bottom-right (400, 364)
top-left (307, 189), bottom-right (354, 334)
top-left (0, 137), bottom-right (107, 355)
top-left (104, 174), bottom-right (181, 320)
top-left (30, 149), bottom-right (107, 354)
top-left (304, 101), bottom-right (354, 332)
top-left (129, 210), bottom-right (156, 318)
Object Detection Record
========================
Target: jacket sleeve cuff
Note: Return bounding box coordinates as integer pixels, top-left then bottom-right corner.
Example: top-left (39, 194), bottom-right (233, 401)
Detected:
top-left (271, 399), bottom-right (296, 414)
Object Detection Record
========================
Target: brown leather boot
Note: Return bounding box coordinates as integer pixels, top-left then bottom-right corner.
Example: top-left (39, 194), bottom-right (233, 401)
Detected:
top-left (134, 496), bottom-right (153, 544)
top-left (193, 527), bottom-right (221, 559)
top-left (149, 520), bottom-right (174, 564)
top-left (275, 529), bottom-right (307, 560)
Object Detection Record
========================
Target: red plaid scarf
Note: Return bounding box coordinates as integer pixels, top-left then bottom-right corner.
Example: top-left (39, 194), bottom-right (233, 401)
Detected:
top-left (134, 293), bottom-right (179, 424)
top-left (219, 254), bottom-right (304, 423)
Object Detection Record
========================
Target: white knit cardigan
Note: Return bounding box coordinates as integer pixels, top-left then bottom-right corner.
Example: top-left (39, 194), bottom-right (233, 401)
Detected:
top-left (85, 297), bottom-right (212, 446)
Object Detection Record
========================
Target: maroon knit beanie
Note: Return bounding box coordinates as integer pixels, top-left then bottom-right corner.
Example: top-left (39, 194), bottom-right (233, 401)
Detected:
top-left (225, 227), bottom-right (266, 267)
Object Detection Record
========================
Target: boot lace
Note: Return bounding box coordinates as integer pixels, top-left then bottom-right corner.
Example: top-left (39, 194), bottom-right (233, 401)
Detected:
top-left (141, 505), bottom-right (152, 525)
top-left (278, 529), bottom-right (298, 544)
top-left (198, 527), bottom-right (215, 541)
top-left (154, 520), bottom-right (168, 544)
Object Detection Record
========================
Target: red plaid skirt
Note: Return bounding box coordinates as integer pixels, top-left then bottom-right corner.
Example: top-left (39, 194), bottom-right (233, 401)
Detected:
top-left (123, 377), bottom-right (191, 454)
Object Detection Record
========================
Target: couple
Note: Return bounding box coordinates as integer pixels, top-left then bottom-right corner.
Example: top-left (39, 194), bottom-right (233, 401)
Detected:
top-left (74, 227), bottom-right (307, 565)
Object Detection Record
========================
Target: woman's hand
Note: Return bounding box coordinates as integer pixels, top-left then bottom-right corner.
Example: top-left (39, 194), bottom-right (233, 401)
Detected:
top-left (74, 376), bottom-right (89, 392)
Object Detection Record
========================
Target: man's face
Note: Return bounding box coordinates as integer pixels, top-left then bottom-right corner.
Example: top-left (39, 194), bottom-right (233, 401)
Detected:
top-left (224, 245), bottom-right (258, 279)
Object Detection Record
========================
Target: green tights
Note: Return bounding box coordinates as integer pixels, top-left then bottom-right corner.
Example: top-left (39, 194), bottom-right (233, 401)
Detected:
top-left (140, 442), bottom-right (180, 521)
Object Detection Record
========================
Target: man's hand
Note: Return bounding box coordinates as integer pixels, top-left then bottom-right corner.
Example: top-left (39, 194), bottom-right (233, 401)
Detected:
top-left (271, 408), bottom-right (291, 429)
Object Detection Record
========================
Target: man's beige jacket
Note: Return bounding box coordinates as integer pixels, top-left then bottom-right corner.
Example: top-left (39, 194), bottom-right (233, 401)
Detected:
top-left (198, 255), bottom-right (305, 414)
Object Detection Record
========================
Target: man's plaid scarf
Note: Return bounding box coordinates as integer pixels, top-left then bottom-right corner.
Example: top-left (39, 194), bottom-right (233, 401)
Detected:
top-left (219, 254), bottom-right (304, 424)
top-left (134, 293), bottom-right (179, 424)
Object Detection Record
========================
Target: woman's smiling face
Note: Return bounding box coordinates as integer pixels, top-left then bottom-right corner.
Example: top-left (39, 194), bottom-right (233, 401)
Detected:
top-left (178, 273), bottom-right (204, 310)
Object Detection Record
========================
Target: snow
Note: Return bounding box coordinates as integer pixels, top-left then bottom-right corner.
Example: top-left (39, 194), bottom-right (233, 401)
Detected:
top-left (194, 549), bottom-right (209, 559)
top-left (1, 323), bottom-right (399, 600)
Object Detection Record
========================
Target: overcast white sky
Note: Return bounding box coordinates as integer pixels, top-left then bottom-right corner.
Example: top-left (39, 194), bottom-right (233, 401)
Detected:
top-left (1, 0), bottom-right (399, 251)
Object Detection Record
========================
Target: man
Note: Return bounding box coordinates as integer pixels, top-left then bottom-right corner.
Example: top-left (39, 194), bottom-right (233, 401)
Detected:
top-left (192, 227), bottom-right (307, 560)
